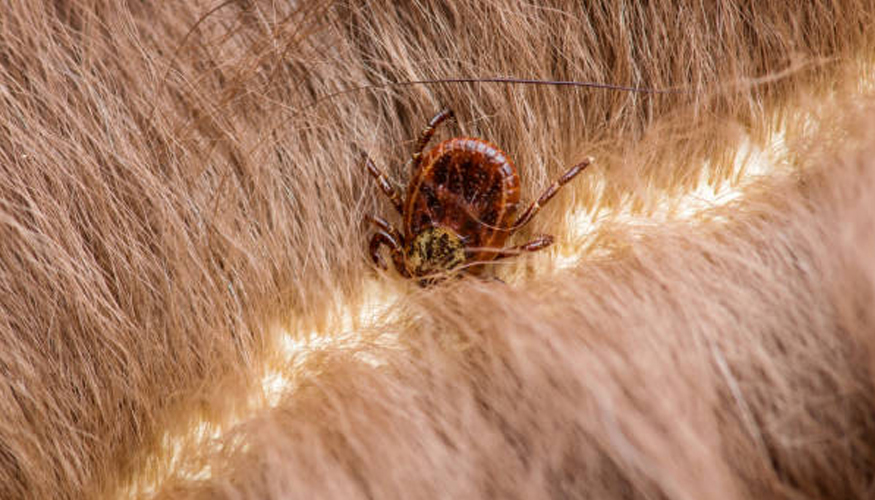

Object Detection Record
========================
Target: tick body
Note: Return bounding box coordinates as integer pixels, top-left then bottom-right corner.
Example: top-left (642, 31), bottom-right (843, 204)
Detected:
top-left (365, 109), bottom-right (592, 284)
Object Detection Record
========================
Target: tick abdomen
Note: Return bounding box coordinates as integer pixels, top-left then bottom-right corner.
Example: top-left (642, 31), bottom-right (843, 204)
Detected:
top-left (405, 137), bottom-right (521, 258)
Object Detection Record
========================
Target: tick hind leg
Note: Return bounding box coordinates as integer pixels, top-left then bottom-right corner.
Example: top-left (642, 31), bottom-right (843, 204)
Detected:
top-left (364, 155), bottom-right (404, 216)
top-left (411, 108), bottom-right (454, 168)
top-left (510, 157), bottom-right (594, 230)
top-left (366, 215), bottom-right (408, 277)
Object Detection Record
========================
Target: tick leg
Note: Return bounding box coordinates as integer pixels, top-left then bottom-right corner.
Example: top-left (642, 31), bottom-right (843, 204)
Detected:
top-left (364, 155), bottom-right (404, 216)
top-left (492, 234), bottom-right (555, 260)
top-left (510, 156), bottom-right (594, 231)
top-left (365, 214), bottom-right (403, 241)
top-left (411, 108), bottom-right (454, 168)
top-left (368, 229), bottom-right (401, 270)
top-left (366, 215), bottom-right (409, 276)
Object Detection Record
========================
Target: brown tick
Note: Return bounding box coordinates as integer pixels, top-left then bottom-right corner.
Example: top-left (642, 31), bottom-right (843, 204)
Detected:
top-left (365, 108), bottom-right (592, 284)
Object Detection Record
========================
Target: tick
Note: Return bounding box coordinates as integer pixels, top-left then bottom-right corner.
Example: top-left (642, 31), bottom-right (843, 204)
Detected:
top-left (364, 108), bottom-right (592, 284)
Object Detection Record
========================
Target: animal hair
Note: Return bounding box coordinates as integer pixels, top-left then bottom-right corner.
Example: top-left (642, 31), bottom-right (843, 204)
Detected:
top-left (0, 1), bottom-right (874, 499)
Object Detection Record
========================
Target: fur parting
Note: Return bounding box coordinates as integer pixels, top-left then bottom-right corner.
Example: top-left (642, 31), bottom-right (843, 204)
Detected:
top-left (0, 1), bottom-right (873, 499)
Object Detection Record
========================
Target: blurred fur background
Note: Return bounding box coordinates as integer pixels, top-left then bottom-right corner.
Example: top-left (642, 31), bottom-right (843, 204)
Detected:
top-left (1, 1), bottom-right (875, 498)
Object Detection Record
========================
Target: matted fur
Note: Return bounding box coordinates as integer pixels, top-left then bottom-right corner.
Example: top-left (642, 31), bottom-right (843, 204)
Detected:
top-left (1, 1), bottom-right (874, 499)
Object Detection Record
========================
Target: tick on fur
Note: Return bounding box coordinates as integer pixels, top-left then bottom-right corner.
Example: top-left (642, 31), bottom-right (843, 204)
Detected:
top-left (364, 108), bottom-right (592, 285)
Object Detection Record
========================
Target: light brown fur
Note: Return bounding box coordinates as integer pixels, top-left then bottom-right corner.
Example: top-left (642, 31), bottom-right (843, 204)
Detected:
top-left (0, 1), bottom-right (874, 499)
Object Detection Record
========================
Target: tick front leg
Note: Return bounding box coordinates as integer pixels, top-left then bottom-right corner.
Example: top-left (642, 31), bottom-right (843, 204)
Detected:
top-left (366, 215), bottom-right (409, 276)
top-left (369, 230), bottom-right (400, 270)
top-left (492, 234), bottom-right (555, 261)
top-left (510, 156), bottom-right (594, 230)
top-left (364, 155), bottom-right (404, 216)
top-left (411, 108), bottom-right (454, 168)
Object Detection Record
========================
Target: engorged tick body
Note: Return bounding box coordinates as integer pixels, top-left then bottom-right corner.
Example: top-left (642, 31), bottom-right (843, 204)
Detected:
top-left (365, 109), bottom-right (592, 284)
